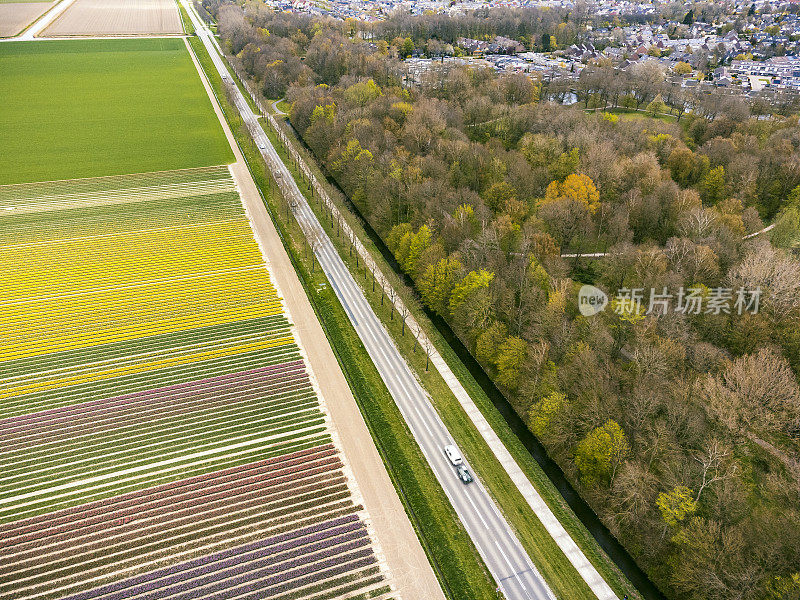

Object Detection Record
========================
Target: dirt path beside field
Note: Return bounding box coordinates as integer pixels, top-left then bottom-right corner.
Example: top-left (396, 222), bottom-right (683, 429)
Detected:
top-left (184, 39), bottom-right (446, 600)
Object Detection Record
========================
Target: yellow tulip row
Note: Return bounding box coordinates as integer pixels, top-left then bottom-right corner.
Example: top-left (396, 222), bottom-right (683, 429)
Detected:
top-left (1, 221), bottom-right (264, 302)
top-left (0, 167), bottom-right (293, 370)
top-left (0, 259), bottom-right (282, 348)
top-left (0, 302), bottom-right (287, 362)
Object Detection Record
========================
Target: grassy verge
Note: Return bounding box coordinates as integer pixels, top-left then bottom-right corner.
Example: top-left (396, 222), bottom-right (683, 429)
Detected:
top-left (265, 105), bottom-right (643, 600)
top-left (224, 57), bottom-right (261, 115)
top-left (177, 2), bottom-right (195, 35)
top-left (187, 35), bottom-right (501, 600)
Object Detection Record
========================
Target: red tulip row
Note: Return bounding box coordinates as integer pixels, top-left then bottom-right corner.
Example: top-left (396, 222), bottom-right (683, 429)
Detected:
top-left (2, 458), bottom-right (345, 564)
top-left (1, 443), bottom-right (336, 542)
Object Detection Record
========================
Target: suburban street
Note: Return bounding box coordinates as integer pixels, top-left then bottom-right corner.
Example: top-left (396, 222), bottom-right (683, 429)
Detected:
top-left (183, 3), bottom-right (557, 599)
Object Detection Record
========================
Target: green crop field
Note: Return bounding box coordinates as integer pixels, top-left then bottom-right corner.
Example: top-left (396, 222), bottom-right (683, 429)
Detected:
top-left (0, 39), bottom-right (233, 184)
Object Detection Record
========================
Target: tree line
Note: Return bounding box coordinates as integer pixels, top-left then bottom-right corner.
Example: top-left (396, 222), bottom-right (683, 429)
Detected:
top-left (209, 3), bottom-right (800, 598)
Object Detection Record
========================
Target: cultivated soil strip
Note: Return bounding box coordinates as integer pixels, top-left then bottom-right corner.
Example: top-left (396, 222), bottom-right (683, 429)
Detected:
top-left (0, 2), bottom-right (54, 38)
top-left (41, 0), bottom-right (181, 37)
top-left (183, 37), bottom-right (445, 600)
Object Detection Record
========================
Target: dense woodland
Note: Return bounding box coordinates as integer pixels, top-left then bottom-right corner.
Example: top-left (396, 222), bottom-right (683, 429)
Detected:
top-left (206, 3), bottom-right (800, 598)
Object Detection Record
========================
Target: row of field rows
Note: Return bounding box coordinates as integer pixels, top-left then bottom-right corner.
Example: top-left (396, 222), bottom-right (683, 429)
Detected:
top-left (0, 446), bottom-right (389, 600)
top-left (2, 178), bottom-right (239, 217)
top-left (0, 273), bottom-right (283, 363)
top-left (0, 194), bottom-right (246, 247)
top-left (0, 316), bottom-right (286, 381)
top-left (0, 342), bottom-right (302, 420)
top-left (0, 322), bottom-right (293, 398)
top-left (0, 163), bottom-right (393, 599)
top-left (0, 361), bottom-right (319, 497)
top-left (0, 166), bottom-right (233, 206)
top-left (1, 322), bottom-right (292, 389)
top-left (1, 221), bottom-right (265, 300)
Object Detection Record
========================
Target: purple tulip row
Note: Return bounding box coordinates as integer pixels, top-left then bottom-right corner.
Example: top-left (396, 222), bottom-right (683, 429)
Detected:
top-left (221, 553), bottom-right (377, 600)
top-left (1, 362), bottom-right (309, 446)
top-left (1, 361), bottom-right (305, 432)
top-left (1, 444), bottom-right (335, 544)
top-left (123, 547), bottom-right (376, 600)
top-left (2, 470), bottom-right (348, 574)
top-left (61, 514), bottom-right (363, 600)
top-left (83, 530), bottom-right (369, 600)
top-left (261, 557), bottom-right (380, 600)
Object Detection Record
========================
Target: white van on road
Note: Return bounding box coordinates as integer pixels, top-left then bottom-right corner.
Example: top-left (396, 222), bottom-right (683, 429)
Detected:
top-left (443, 444), bottom-right (463, 466)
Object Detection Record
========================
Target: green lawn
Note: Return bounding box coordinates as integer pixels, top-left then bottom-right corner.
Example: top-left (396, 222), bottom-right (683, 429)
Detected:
top-left (0, 39), bottom-right (232, 184)
top-left (602, 107), bottom-right (678, 124)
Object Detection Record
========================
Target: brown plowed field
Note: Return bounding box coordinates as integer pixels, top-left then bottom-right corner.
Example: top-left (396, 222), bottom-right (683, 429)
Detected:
top-left (0, 2), bottom-right (53, 37)
top-left (41, 0), bottom-right (182, 36)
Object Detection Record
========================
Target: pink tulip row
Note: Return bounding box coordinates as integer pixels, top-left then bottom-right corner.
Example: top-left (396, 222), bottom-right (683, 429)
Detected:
top-left (3, 374), bottom-right (313, 457)
top-left (0, 361), bottom-right (307, 441)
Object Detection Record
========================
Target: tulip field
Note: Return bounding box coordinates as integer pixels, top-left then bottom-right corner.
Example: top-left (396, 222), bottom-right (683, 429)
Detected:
top-left (0, 166), bottom-right (393, 600)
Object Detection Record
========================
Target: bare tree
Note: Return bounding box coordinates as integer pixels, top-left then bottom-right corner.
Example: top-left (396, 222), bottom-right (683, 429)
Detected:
top-left (421, 336), bottom-right (433, 371)
top-left (398, 302), bottom-right (410, 335)
top-left (727, 243), bottom-right (800, 319)
top-left (307, 228), bottom-right (323, 273)
top-left (702, 347), bottom-right (800, 435)
top-left (693, 440), bottom-right (737, 503)
top-left (386, 286), bottom-right (398, 319)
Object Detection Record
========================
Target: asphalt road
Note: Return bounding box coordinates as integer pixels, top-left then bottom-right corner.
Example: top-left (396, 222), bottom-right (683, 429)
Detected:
top-left (184, 5), bottom-right (556, 599)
